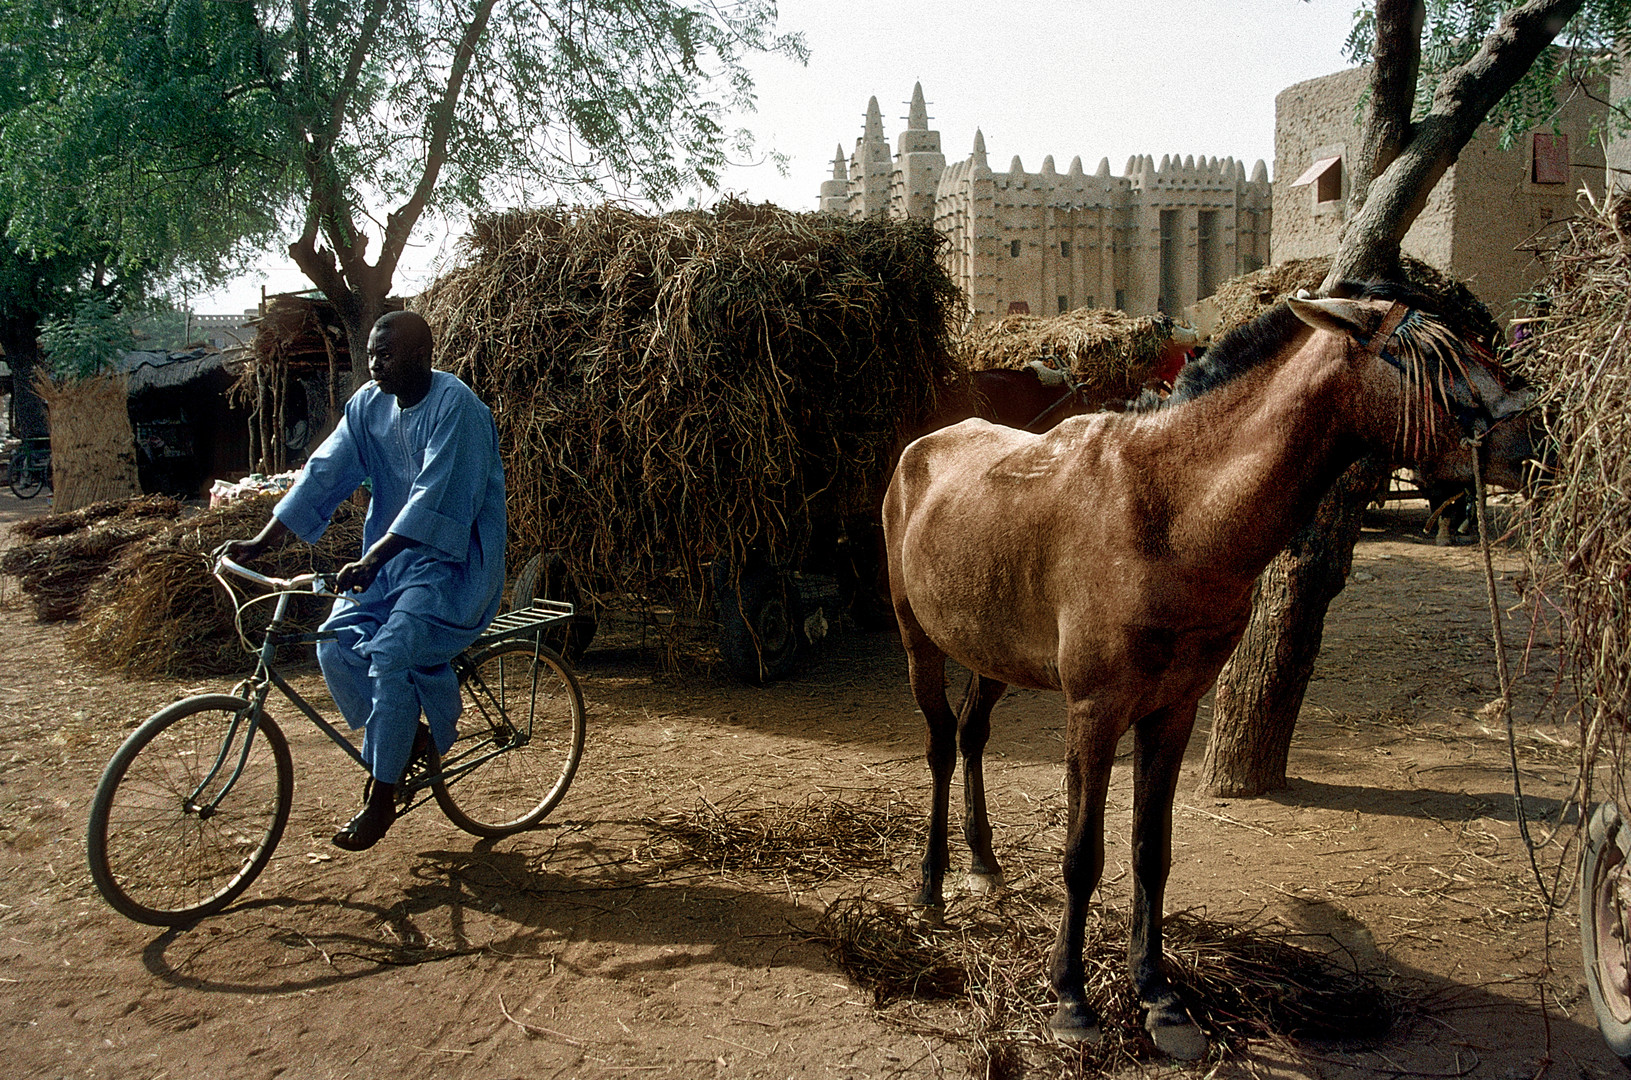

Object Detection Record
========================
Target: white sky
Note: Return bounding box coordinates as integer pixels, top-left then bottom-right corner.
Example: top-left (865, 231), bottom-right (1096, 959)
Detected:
top-left (192, 0), bottom-right (1362, 314)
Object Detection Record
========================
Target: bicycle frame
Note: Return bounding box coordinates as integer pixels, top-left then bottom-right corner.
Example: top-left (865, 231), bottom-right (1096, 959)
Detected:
top-left (202, 558), bottom-right (555, 817)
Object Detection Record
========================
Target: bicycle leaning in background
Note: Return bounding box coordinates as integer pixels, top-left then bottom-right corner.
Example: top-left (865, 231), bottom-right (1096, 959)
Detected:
top-left (6, 437), bottom-right (51, 499)
top-left (86, 556), bottom-right (586, 926)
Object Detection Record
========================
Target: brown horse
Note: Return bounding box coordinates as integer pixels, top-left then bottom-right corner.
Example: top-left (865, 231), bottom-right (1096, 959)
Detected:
top-left (882, 284), bottom-right (1531, 1057)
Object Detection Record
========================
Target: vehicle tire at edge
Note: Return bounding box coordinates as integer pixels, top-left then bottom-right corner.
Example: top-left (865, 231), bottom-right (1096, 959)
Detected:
top-left (1583, 800), bottom-right (1631, 1062)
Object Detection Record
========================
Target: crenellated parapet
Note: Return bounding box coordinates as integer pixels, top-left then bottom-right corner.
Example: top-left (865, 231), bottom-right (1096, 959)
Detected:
top-left (821, 84), bottom-right (1273, 324)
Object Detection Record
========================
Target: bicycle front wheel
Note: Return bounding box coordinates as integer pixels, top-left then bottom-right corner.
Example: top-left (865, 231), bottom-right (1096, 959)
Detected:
top-left (87, 695), bottom-right (293, 926)
top-left (9, 452), bottom-right (44, 498)
top-left (434, 640), bottom-right (585, 837)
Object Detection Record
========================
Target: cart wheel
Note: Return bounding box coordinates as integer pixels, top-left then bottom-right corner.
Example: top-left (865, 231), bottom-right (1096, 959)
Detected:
top-left (1583, 801), bottom-right (1631, 1061)
top-left (511, 552), bottom-right (596, 662)
top-left (714, 558), bottom-right (801, 684)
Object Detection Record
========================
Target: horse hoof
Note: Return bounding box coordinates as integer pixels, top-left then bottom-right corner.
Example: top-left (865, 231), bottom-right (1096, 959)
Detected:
top-left (1146, 1013), bottom-right (1207, 1061)
top-left (915, 905), bottom-right (948, 929)
top-left (963, 871), bottom-right (1004, 896)
top-left (1049, 1003), bottom-right (1101, 1045)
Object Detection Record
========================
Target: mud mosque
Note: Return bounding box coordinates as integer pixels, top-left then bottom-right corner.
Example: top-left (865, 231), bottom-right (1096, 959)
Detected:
top-left (819, 83), bottom-right (1273, 325)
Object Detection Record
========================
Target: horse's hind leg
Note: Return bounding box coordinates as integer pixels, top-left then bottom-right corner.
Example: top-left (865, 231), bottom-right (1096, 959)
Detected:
top-left (958, 672), bottom-right (1008, 894)
top-left (904, 638), bottom-right (957, 911)
top-left (1129, 703), bottom-right (1207, 1061)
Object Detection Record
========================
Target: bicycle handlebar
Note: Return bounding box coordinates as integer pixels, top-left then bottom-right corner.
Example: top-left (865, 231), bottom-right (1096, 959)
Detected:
top-left (214, 556), bottom-right (335, 597)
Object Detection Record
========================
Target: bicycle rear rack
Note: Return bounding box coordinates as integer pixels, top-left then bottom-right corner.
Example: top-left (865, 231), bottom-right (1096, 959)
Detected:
top-left (474, 600), bottom-right (575, 648)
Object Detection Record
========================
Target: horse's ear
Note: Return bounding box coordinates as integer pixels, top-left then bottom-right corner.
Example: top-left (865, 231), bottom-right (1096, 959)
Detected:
top-left (1287, 296), bottom-right (1372, 338)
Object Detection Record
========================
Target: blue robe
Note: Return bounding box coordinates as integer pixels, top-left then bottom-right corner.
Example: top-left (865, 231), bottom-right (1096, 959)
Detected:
top-left (274, 370), bottom-right (506, 783)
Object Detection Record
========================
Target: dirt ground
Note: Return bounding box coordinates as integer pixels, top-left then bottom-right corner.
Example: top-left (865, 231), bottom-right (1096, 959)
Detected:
top-left (1, 486), bottom-right (1625, 1080)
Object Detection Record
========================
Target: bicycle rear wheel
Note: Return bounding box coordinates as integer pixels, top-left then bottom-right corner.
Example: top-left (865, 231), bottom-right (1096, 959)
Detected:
top-left (87, 695), bottom-right (293, 926)
top-left (434, 640), bottom-right (585, 837)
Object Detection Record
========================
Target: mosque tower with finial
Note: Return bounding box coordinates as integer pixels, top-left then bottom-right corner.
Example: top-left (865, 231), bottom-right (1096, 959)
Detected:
top-left (820, 84), bottom-right (1273, 325)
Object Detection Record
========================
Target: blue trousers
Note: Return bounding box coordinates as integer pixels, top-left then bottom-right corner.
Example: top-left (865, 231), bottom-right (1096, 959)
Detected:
top-left (317, 605), bottom-right (464, 784)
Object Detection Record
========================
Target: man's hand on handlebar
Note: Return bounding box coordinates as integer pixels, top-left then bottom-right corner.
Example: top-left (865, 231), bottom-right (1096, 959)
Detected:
top-left (213, 518), bottom-right (293, 565)
top-left (333, 532), bottom-right (412, 594)
top-left (334, 556), bottom-right (382, 594)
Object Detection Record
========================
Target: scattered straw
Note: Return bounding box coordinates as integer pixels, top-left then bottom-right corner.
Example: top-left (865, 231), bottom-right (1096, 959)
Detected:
top-left (641, 790), bottom-right (920, 881)
top-left (1205, 255), bottom-right (1502, 346)
top-left (1, 496), bottom-right (187, 620)
top-left (812, 896), bottom-right (1398, 1074)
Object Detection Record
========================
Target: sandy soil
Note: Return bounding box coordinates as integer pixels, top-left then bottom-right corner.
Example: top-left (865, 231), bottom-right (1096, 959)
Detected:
top-left (0, 488), bottom-right (1624, 1079)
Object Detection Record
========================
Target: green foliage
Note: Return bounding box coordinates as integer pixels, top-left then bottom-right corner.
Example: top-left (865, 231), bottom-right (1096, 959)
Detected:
top-left (38, 294), bottom-right (134, 378)
top-left (1345, 0), bottom-right (1631, 147)
top-left (4, 0), bottom-right (806, 329)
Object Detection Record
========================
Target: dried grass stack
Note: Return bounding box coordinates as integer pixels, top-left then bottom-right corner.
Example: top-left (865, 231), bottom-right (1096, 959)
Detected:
top-left (34, 373), bottom-right (141, 512)
top-left (955, 308), bottom-right (1170, 396)
top-left (0, 496), bottom-right (187, 620)
top-left (416, 200), bottom-right (964, 615)
top-left (68, 493), bottom-right (366, 677)
top-left (1205, 255), bottom-right (1501, 345)
top-left (1518, 193), bottom-right (1631, 767)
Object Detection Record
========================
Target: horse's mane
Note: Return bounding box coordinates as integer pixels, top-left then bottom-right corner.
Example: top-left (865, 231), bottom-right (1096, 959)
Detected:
top-left (1151, 280), bottom-right (1517, 453)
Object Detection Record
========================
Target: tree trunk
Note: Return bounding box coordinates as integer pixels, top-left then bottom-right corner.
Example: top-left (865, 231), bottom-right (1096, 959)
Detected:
top-left (1, 316), bottom-right (49, 440)
top-left (1200, 0), bottom-right (1582, 799)
top-left (1199, 456), bottom-right (1391, 796)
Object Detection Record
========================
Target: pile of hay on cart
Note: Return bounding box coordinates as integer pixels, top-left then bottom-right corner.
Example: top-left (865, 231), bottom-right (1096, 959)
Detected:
top-left (416, 200), bottom-right (964, 629)
top-left (1516, 192), bottom-right (1631, 772)
top-left (954, 308), bottom-right (1175, 399)
top-left (1203, 255), bottom-right (1503, 344)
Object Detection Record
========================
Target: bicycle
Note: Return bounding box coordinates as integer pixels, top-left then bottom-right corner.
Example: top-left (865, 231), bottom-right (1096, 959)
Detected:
top-left (86, 556), bottom-right (587, 926)
top-left (8, 437), bottom-right (50, 499)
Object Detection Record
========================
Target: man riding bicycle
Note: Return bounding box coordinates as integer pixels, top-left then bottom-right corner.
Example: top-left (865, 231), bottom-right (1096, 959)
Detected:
top-left (219, 311), bottom-right (506, 851)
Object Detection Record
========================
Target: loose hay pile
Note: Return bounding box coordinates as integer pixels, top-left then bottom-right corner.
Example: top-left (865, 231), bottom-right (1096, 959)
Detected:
top-left (813, 897), bottom-right (1397, 1074)
top-left (416, 200), bottom-right (965, 623)
top-left (1, 496), bottom-right (187, 620)
top-left (1517, 192), bottom-right (1631, 787)
top-left (642, 792), bottom-right (1396, 1074)
top-left (954, 308), bottom-right (1172, 396)
top-left (67, 493), bottom-right (365, 677)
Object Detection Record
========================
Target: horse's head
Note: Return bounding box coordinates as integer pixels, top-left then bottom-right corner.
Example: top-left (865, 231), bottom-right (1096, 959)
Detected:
top-left (1286, 288), bottom-right (1535, 478)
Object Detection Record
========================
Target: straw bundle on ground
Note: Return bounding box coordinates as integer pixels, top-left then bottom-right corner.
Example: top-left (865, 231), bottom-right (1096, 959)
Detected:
top-left (954, 308), bottom-right (1172, 397)
top-left (68, 492), bottom-right (366, 677)
top-left (416, 200), bottom-right (964, 620)
top-left (1, 496), bottom-right (187, 620)
top-left (1517, 192), bottom-right (1631, 779)
top-left (1205, 255), bottom-right (1502, 346)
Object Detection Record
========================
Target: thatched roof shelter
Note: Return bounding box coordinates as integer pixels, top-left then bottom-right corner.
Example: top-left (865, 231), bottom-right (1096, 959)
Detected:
top-left (416, 200), bottom-right (964, 616)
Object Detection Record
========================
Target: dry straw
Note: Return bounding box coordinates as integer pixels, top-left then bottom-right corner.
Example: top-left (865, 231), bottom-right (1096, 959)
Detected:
top-left (0, 496), bottom-right (186, 620)
top-left (415, 200), bottom-right (965, 630)
top-left (1206, 255), bottom-right (1502, 344)
top-left (644, 792), bottom-right (1395, 1073)
top-left (955, 308), bottom-right (1171, 397)
top-left (67, 492), bottom-right (365, 677)
top-left (1516, 191), bottom-right (1631, 802)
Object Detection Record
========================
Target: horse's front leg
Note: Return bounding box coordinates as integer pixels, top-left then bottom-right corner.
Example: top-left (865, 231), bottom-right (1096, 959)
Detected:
top-left (1129, 703), bottom-right (1207, 1061)
top-left (906, 646), bottom-right (957, 910)
top-left (1047, 703), bottom-right (1116, 1044)
top-left (959, 673), bottom-right (1008, 895)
